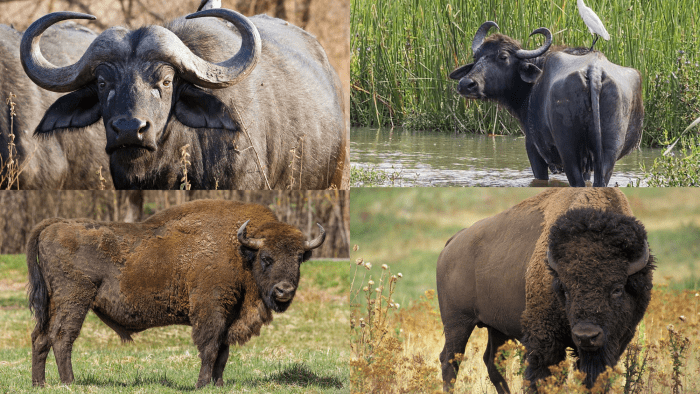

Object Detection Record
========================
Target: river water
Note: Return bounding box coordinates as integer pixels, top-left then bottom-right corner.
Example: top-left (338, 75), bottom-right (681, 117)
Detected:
top-left (351, 127), bottom-right (663, 187)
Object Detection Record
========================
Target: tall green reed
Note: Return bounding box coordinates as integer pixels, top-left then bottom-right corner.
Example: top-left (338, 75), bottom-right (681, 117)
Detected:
top-left (351, 0), bottom-right (700, 147)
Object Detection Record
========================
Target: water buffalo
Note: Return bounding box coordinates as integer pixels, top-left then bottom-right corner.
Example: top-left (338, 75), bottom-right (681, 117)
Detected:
top-left (20, 8), bottom-right (346, 190)
top-left (27, 199), bottom-right (326, 388)
top-left (437, 188), bottom-right (654, 392)
top-left (449, 22), bottom-right (643, 187)
top-left (1, 22), bottom-right (111, 189)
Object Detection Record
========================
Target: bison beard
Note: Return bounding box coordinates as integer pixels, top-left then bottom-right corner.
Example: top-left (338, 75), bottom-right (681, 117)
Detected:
top-left (577, 344), bottom-right (618, 388)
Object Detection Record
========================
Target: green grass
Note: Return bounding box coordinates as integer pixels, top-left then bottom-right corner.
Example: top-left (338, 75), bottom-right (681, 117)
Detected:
top-left (350, 188), bottom-right (700, 303)
top-left (351, 0), bottom-right (700, 147)
top-left (0, 258), bottom-right (350, 393)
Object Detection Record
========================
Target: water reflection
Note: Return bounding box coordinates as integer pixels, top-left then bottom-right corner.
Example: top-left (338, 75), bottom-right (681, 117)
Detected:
top-left (351, 128), bottom-right (662, 187)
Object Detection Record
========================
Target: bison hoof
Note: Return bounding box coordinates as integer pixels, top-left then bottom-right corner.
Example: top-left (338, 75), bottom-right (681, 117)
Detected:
top-left (215, 378), bottom-right (224, 387)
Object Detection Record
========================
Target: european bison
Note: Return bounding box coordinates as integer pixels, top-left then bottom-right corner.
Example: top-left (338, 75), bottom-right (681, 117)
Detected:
top-left (449, 22), bottom-right (643, 187)
top-left (27, 199), bottom-right (326, 388)
top-left (1, 22), bottom-right (111, 189)
top-left (437, 188), bottom-right (654, 392)
top-left (21, 8), bottom-right (346, 189)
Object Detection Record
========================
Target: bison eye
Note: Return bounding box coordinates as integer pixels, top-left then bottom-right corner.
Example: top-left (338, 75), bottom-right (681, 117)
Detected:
top-left (498, 53), bottom-right (508, 61)
top-left (261, 256), bottom-right (273, 270)
top-left (163, 79), bottom-right (172, 87)
top-left (611, 285), bottom-right (624, 298)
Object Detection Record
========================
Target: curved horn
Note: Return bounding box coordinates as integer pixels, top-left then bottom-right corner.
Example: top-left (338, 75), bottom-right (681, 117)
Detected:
top-left (304, 223), bottom-right (326, 251)
top-left (515, 27), bottom-right (552, 59)
top-left (237, 220), bottom-right (264, 250)
top-left (20, 12), bottom-right (100, 93)
top-left (547, 249), bottom-right (559, 272)
top-left (179, 8), bottom-right (261, 88)
top-left (471, 21), bottom-right (499, 55)
top-left (627, 241), bottom-right (649, 275)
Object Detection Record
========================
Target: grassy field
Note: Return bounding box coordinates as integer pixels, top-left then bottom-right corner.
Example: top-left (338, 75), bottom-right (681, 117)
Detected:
top-left (349, 188), bottom-right (700, 392)
top-left (0, 256), bottom-right (350, 394)
top-left (351, 0), bottom-right (700, 148)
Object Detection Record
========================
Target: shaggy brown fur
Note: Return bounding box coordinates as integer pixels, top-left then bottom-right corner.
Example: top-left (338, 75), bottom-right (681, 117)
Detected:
top-left (26, 199), bottom-right (324, 388)
top-left (436, 188), bottom-right (654, 393)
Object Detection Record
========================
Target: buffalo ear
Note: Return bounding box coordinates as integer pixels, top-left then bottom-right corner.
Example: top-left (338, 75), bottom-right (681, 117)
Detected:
top-left (519, 62), bottom-right (543, 83)
top-left (175, 85), bottom-right (239, 131)
top-left (449, 64), bottom-right (474, 80)
top-left (35, 87), bottom-right (101, 136)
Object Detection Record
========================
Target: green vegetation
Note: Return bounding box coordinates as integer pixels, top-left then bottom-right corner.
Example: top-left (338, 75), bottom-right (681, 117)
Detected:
top-left (0, 257), bottom-right (349, 393)
top-left (351, 0), bottom-right (700, 148)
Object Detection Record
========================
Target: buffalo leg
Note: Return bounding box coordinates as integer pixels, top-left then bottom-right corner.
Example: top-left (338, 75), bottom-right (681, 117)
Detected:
top-left (440, 320), bottom-right (476, 392)
top-left (562, 158), bottom-right (586, 187)
top-left (525, 138), bottom-right (549, 181)
top-left (483, 328), bottom-right (512, 394)
top-left (192, 306), bottom-right (227, 388)
top-left (211, 343), bottom-right (230, 387)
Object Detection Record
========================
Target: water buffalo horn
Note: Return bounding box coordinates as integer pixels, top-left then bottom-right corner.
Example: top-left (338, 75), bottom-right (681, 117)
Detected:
top-left (471, 21), bottom-right (499, 55)
top-left (304, 223), bottom-right (326, 251)
top-left (182, 8), bottom-right (261, 88)
top-left (546, 249), bottom-right (559, 272)
top-left (515, 27), bottom-right (552, 59)
top-left (20, 12), bottom-right (103, 93)
top-left (237, 220), bottom-right (264, 250)
top-left (627, 241), bottom-right (649, 275)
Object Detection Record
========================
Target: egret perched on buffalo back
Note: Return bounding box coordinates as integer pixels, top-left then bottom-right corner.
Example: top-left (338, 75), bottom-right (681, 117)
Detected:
top-left (197, 0), bottom-right (221, 12)
top-left (577, 0), bottom-right (610, 50)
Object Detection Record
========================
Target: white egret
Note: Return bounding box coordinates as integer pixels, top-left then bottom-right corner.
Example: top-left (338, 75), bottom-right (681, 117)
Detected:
top-left (577, 0), bottom-right (610, 50)
top-left (197, 0), bottom-right (221, 12)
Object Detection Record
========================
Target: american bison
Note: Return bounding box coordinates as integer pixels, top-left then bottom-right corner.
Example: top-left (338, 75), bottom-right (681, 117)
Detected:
top-left (449, 22), bottom-right (643, 187)
top-left (20, 8), bottom-right (346, 189)
top-left (437, 188), bottom-right (654, 392)
top-left (1, 22), bottom-right (111, 189)
top-left (27, 199), bottom-right (326, 388)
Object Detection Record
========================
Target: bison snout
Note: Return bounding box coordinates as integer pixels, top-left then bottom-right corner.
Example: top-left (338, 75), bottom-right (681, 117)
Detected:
top-left (572, 322), bottom-right (605, 351)
top-left (272, 282), bottom-right (295, 302)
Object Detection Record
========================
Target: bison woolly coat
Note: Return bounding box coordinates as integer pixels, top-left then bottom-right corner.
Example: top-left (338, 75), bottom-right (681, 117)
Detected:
top-left (26, 199), bottom-right (324, 388)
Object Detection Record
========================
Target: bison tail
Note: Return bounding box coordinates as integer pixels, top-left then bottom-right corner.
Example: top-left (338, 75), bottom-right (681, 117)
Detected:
top-left (26, 218), bottom-right (62, 331)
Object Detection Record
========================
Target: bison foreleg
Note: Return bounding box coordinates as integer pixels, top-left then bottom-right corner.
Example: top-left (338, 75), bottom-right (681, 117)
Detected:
top-left (192, 307), bottom-right (228, 388)
top-left (522, 337), bottom-right (567, 392)
top-left (211, 343), bottom-right (230, 387)
top-left (484, 328), bottom-right (512, 394)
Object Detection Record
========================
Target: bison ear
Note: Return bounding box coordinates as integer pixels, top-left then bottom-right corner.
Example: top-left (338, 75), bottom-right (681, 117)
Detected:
top-left (35, 87), bottom-right (102, 136)
top-left (519, 62), bottom-right (543, 84)
top-left (174, 85), bottom-right (239, 131)
top-left (449, 64), bottom-right (474, 80)
top-left (302, 250), bottom-right (312, 262)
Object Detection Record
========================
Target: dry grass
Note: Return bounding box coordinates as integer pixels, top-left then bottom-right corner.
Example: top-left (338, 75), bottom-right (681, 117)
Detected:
top-left (349, 250), bottom-right (700, 393)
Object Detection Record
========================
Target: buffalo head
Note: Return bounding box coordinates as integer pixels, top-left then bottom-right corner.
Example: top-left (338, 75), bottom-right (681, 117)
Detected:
top-left (449, 22), bottom-right (551, 106)
top-left (237, 220), bottom-right (325, 312)
top-left (20, 9), bottom-right (260, 181)
top-left (546, 208), bottom-right (654, 388)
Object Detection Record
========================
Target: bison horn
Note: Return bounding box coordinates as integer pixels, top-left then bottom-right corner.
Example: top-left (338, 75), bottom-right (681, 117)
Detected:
top-left (471, 21), bottom-right (499, 55)
top-left (627, 241), bottom-right (649, 275)
top-left (515, 27), bottom-right (552, 59)
top-left (304, 223), bottom-right (326, 251)
top-left (546, 249), bottom-right (559, 273)
top-left (20, 12), bottom-right (104, 92)
top-left (237, 220), bottom-right (264, 250)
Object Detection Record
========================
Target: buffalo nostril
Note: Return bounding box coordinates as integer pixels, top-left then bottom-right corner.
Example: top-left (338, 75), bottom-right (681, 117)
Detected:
top-left (459, 78), bottom-right (478, 93)
top-left (111, 118), bottom-right (148, 138)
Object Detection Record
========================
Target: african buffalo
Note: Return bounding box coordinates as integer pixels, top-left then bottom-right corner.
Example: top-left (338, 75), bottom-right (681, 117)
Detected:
top-left (1, 22), bottom-right (111, 189)
top-left (449, 22), bottom-right (643, 187)
top-left (437, 188), bottom-right (654, 392)
top-left (20, 8), bottom-right (346, 190)
top-left (27, 199), bottom-right (326, 388)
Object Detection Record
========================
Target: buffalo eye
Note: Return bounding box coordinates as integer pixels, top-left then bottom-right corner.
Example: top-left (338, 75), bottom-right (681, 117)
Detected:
top-left (611, 284), bottom-right (624, 299)
top-left (97, 78), bottom-right (107, 91)
top-left (498, 52), bottom-right (508, 61)
top-left (162, 79), bottom-right (172, 88)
